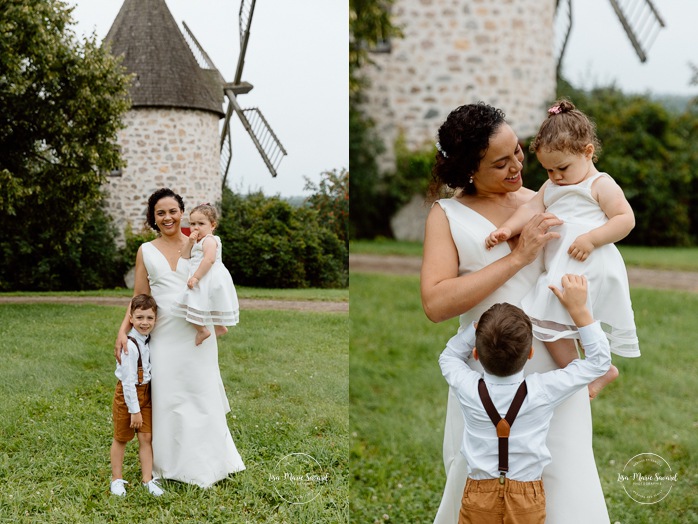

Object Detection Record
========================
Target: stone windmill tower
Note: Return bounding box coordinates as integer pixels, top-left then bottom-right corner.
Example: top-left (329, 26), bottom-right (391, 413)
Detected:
top-left (102, 0), bottom-right (285, 235)
top-left (359, 0), bottom-right (665, 170)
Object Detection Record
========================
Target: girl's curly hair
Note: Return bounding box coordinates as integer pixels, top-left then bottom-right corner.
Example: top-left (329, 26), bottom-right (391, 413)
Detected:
top-left (530, 98), bottom-right (601, 161)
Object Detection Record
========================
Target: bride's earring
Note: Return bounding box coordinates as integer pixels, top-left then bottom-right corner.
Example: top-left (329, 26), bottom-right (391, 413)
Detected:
top-left (469, 176), bottom-right (474, 184)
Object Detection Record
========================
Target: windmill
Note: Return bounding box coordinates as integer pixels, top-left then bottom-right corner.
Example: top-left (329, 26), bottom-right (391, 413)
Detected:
top-left (181, 0), bottom-right (287, 187)
top-left (554, 0), bottom-right (666, 77)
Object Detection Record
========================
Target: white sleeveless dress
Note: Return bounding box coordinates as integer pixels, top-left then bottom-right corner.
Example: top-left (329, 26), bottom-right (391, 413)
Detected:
top-left (521, 173), bottom-right (640, 357)
top-left (142, 242), bottom-right (245, 488)
top-left (172, 234), bottom-right (240, 327)
top-left (434, 199), bottom-right (610, 524)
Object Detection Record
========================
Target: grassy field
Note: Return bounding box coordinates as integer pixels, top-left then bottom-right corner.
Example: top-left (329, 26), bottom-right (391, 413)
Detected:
top-left (350, 239), bottom-right (698, 272)
top-left (350, 273), bottom-right (698, 523)
top-left (0, 303), bottom-right (348, 523)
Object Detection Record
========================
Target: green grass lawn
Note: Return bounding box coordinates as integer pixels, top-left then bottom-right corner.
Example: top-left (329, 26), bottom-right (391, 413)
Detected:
top-left (0, 304), bottom-right (348, 523)
top-left (350, 273), bottom-right (698, 523)
top-left (350, 239), bottom-right (698, 272)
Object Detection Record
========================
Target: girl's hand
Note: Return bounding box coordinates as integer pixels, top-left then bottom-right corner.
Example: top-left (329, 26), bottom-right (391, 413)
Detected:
top-left (511, 213), bottom-right (562, 266)
top-left (486, 227), bottom-right (511, 249)
top-left (188, 230), bottom-right (199, 244)
top-left (130, 412), bottom-right (143, 429)
top-left (187, 276), bottom-right (199, 289)
top-left (568, 234), bottom-right (595, 261)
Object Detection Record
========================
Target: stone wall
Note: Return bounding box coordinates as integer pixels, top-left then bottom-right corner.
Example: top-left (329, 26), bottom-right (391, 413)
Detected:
top-left (104, 107), bottom-right (222, 237)
top-left (359, 0), bottom-right (557, 168)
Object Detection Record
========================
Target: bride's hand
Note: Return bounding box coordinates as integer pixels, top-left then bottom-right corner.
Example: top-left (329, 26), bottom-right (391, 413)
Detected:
top-left (511, 213), bottom-right (562, 266)
top-left (114, 331), bottom-right (129, 364)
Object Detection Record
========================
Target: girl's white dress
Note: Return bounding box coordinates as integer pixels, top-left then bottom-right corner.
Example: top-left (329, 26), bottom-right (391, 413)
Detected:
top-left (435, 198), bottom-right (610, 524)
top-left (142, 241), bottom-right (245, 488)
top-left (172, 234), bottom-right (240, 327)
top-left (521, 172), bottom-right (640, 357)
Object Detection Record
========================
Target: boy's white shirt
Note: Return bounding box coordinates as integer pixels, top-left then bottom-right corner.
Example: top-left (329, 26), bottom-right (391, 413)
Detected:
top-left (114, 328), bottom-right (152, 414)
top-left (438, 321), bottom-right (611, 481)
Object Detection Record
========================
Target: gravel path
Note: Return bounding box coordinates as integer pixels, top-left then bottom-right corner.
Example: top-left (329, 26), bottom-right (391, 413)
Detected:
top-left (0, 296), bottom-right (348, 312)
top-left (350, 254), bottom-right (698, 293)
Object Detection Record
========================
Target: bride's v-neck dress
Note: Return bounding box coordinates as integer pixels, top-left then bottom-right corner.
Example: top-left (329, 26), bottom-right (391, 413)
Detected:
top-left (142, 242), bottom-right (245, 488)
top-left (433, 199), bottom-right (609, 523)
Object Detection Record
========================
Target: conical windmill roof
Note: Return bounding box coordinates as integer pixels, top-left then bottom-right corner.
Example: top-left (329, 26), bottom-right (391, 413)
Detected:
top-left (105, 0), bottom-right (224, 117)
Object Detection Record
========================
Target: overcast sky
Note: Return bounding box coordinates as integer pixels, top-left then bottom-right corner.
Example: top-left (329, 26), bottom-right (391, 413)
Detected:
top-left (70, 0), bottom-right (348, 198)
top-left (562, 0), bottom-right (698, 96)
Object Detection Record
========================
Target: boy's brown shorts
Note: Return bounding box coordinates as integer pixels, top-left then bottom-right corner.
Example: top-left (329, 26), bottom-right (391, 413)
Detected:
top-left (459, 477), bottom-right (546, 524)
top-left (112, 381), bottom-right (152, 442)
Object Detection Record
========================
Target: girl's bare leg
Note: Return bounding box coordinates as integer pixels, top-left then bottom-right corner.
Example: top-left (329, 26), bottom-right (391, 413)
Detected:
top-left (545, 338), bottom-right (618, 399)
top-left (193, 323), bottom-right (211, 346)
top-left (587, 365), bottom-right (619, 399)
top-left (545, 338), bottom-right (579, 368)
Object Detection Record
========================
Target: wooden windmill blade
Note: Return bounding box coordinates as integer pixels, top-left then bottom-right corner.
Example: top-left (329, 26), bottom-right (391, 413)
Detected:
top-left (183, 1), bottom-right (286, 182)
top-left (607, 0), bottom-right (665, 62)
top-left (554, 0), bottom-right (574, 78)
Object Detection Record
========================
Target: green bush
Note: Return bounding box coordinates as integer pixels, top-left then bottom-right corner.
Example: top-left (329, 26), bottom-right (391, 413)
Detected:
top-left (0, 201), bottom-right (126, 290)
top-left (120, 223), bottom-right (157, 272)
top-left (217, 189), bottom-right (347, 288)
top-left (526, 81), bottom-right (698, 246)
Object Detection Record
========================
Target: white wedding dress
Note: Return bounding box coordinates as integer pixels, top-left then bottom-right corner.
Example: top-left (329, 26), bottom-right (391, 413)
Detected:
top-left (142, 242), bottom-right (245, 488)
top-left (434, 199), bottom-right (610, 523)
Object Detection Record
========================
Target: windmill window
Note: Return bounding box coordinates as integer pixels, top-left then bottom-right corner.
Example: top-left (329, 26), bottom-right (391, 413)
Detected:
top-left (369, 38), bottom-right (392, 54)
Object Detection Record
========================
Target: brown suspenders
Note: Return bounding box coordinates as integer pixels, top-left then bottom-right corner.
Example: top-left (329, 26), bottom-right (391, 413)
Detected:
top-left (477, 378), bottom-right (528, 484)
top-left (127, 336), bottom-right (145, 385)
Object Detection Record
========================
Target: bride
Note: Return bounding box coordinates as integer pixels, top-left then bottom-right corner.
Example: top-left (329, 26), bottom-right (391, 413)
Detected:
top-left (114, 188), bottom-right (245, 488)
top-left (421, 103), bottom-right (610, 523)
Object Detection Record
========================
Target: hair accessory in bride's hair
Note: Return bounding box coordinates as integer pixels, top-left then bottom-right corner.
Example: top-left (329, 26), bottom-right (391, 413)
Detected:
top-left (547, 104), bottom-right (562, 115)
top-left (436, 142), bottom-right (448, 158)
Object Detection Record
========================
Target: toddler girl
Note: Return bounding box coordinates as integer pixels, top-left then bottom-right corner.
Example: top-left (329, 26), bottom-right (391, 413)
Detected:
top-left (172, 204), bottom-right (240, 345)
top-left (486, 99), bottom-right (640, 398)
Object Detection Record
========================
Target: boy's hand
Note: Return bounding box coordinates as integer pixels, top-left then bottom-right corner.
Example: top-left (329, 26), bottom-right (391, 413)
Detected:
top-left (549, 274), bottom-right (593, 327)
top-left (486, 227), bottom-right (511, 249)
top-left (130, 412), bottom-right (143, 429)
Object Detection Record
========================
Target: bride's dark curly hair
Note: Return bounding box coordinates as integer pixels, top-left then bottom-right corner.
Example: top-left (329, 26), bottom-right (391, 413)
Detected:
top-left (145, 187), bottom-right (185, 231)
top-left (429, 103), bottom-right (507, 198)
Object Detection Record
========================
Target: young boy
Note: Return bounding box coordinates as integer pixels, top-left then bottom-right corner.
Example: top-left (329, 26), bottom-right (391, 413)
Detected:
top-left (110, 294), bottom-right (164, 497)
top-left (438, 274), bottom-right (611, 524)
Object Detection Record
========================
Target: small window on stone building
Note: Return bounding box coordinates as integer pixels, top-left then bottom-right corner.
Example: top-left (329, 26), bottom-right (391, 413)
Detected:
top-left (107, 145), bottom-right (123, 177)
top-left (369, 38), bottom-right (391, 54)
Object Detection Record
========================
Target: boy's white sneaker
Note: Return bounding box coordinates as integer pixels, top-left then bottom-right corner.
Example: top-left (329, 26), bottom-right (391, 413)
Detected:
top-left (110, 479), bottom-right (128, 496)
top-left (143, 478), bottom-right (165, 496)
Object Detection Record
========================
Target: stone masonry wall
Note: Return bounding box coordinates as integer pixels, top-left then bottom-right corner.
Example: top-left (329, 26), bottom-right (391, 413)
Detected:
top-left (104, 107), bottom-right (222, 238)
top-left (360, 0), bottom-right (557, 169)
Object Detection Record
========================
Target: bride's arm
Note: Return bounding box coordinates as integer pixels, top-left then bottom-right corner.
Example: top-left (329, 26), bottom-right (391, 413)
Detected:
top-left (114, 246), bottom-right (151, 363)
top-left (421, 204), bottom-right (562, 323)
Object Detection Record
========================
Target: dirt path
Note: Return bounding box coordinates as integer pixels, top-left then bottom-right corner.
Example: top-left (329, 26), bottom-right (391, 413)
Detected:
top-left (350, 254), bottom-right (698, 293)
top-left (0, 295), bottom-right (348, 313)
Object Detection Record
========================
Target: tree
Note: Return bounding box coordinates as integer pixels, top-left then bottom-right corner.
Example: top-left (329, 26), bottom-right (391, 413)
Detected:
top-left (0, 0), bottom-right (132, 289)
top-left (305, 169), bottom-right (349, 249)
top-left (349, 0), bottom-right (402, 239)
